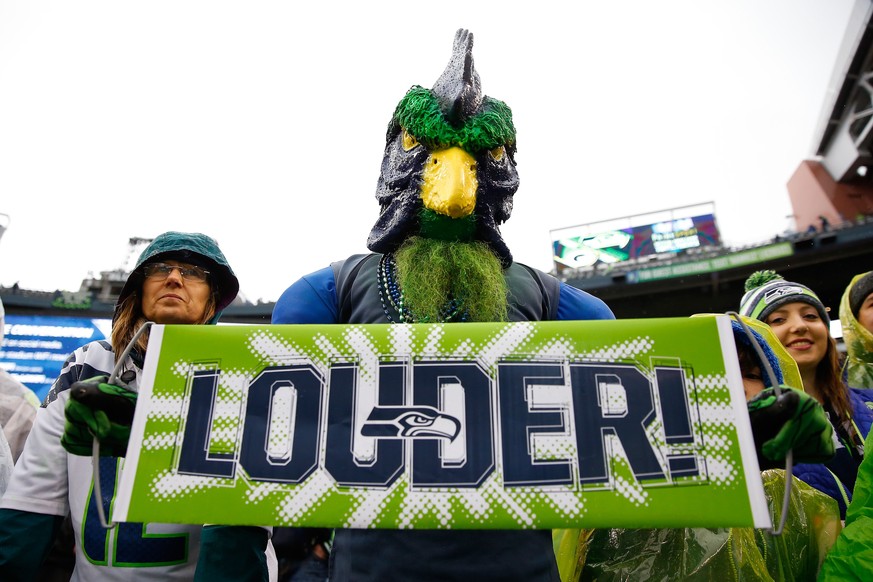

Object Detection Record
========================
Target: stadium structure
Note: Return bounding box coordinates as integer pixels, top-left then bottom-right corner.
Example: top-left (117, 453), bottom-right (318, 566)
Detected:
top-left (570, 0), bottom-right (873, 319)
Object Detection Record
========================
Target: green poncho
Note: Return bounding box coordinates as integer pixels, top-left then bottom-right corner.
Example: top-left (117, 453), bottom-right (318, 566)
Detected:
top-left (818, 429), bottom-right (873, 581)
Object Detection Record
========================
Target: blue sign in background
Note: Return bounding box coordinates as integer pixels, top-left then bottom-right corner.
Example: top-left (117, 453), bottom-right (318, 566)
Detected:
top-left (0, 315), bottom-right (109, 402)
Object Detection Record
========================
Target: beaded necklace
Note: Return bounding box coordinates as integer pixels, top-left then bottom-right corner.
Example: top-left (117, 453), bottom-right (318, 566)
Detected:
top-left (377, 253), bottom-right (469, 323)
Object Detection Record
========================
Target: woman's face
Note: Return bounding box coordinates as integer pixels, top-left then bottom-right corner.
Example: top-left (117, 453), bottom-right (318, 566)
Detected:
top-left (141, 260), bottom-right (213, 324)
top-left (764, 302), bottom-right (829, 375)
top-left (858, 293), bottom-right (873, 335)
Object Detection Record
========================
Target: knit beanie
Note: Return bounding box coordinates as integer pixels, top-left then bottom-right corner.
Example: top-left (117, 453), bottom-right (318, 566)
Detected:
top-left (739, 270), bottom-right (829, 325)
top-left (849, 271), bottom-right (873, 317)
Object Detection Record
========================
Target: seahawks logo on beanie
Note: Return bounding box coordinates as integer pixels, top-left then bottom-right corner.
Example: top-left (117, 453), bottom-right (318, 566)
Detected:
top-left (739, 270), bottom-right (829, 324)
top-left (764, 285), bottom-right (809, 303)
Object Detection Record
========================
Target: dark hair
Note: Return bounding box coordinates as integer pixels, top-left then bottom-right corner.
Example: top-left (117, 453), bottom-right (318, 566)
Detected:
top-left (817, 334), bottom-right (862, 448)
top-left (736, 341), bottom-right (760, 379)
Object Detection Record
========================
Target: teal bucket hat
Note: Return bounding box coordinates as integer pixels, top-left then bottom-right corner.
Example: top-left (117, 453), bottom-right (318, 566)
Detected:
top-left (115, 231), bottom-right (240, 322)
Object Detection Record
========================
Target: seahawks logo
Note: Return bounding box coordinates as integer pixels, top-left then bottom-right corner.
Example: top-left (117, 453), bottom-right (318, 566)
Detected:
top-left (763, 285), bottom-right (805, 304)
top-left (361, 406), bottom-right (462, 441)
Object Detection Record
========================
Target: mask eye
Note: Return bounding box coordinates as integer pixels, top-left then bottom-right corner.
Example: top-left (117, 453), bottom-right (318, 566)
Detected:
top-left (402, 130), bottom-right (420, 151)
top-left (489, 146), bottom-right (505, 161)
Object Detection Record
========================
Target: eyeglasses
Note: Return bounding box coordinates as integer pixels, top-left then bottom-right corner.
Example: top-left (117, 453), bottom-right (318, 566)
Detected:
top-left (143, 262), bottom-right (210, 283)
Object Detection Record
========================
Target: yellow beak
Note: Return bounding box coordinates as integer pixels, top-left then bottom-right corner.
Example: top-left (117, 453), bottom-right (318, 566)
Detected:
top-left (420, 147), bottom-right (478, 219)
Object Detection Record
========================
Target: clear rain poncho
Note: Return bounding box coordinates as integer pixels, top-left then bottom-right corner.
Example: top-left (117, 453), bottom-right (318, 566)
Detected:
top-left (553, 470), bottom-right (841, 581)
top-left (839, 272), bottom-right (873, 390)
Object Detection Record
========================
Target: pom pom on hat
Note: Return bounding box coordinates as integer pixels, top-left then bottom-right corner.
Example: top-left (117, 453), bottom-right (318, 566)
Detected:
top-left (744, 269), bottom-right (782, 293)
top-left (739, 270), bottom-right (829, 325)
top-left (849, 271), bottom-right (873, 317)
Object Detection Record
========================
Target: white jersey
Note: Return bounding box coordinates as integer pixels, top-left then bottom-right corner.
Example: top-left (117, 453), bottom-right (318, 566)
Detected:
top-left (2, 339), bottom-right (277, 581)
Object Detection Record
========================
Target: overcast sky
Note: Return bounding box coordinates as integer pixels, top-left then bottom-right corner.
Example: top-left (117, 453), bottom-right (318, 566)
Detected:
top-left (0, 0), bottom-right (858, 303)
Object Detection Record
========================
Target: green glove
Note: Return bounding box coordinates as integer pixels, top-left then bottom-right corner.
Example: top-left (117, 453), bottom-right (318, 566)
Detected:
top-left (747, 385), bottom-right (835, 469)
top-left (61, 375), bottom-right (138, 457)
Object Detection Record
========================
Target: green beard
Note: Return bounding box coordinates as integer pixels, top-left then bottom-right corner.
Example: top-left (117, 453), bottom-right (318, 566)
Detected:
top-left (394, 236), bottom-right (508, 323)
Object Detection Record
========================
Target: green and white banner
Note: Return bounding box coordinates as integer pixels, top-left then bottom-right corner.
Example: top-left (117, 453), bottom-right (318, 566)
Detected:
top-left (114, 316), bottom-right (770, 529)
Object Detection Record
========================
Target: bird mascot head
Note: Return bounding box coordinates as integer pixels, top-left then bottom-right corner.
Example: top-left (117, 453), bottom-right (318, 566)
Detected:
top-left (367, 29), bottom-right (518, 323)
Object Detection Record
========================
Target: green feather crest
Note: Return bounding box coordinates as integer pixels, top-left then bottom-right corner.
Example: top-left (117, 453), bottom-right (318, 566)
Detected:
top-left (744, 269), bottom-right (783, 292)
top-left (392, 86), bottom-right (516, 152)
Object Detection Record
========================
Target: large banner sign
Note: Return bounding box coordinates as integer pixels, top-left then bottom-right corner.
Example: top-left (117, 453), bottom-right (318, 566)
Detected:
top-left (114, 316), bottom-right (770, 530)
